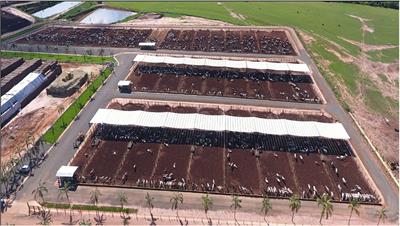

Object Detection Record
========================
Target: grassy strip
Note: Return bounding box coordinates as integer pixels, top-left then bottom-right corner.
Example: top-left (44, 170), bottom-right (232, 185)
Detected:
top-left (58, 1), bottom-right (98, 20)
top-left (1, 23), bottom-right (43, 43)
top-left (43, 202), bottom-right (137, 213)
top-left (42, 66), bottom-right (113, 144)
top-left (0, 51), bottom-right (113, 64)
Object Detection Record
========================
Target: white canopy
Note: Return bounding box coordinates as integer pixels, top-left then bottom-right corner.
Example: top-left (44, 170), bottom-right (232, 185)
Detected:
top-left (139, 42), bottom-right (156, 47)
top-left (90, 109), bottom-right (350, 140)
top-left (133, 55), bottom-right (310, 73)
top-left (117, 80), bottom-right (131, 87)
top-left (56, 166), bottom-right (78, 177)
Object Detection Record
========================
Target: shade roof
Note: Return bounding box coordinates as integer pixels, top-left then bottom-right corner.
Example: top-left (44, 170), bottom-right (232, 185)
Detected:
top-left (56, 166), bottom-right (78, 177)
top-left (90, 109), bottom-right (350, 140)
top-left (133, 55), bottom-right (310, 73)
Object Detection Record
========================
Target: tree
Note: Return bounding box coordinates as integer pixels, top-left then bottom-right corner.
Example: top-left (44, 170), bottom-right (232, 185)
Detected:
top-left (289, 194), bottom-right (301, 223)
top-left (120, 210), bottom-right (131, 226)
top-left (37, 208), bottom-right (52, 225)
top-left (32, 180), bottom-right (48, 204)
top-left (145, 192), bottom-right (154, 214)
top-left (58, 182), bottom-right (71, 205)
top-left (348, 198), bottom-right (360, 225)
top-left (94, 211), bottom-right (106, 225)
top-left (0, 169), bottom-right (10, 196)
top-left (90, 188), bottom-right (102, 206)
top-left (201, 194), bottom-right (213, 220)
top-left (316, 194), bottom-right (333, 224)
top-left (118, 191), bottom-right (128, 209)
top-left (261, 195), bottom-right (272, 223)
top-left (376, 207), bottom-right (387, 226)
top-left (230, 195), bottom-right (242, 223)
top-left (170, 193), bottom-right (183, 218)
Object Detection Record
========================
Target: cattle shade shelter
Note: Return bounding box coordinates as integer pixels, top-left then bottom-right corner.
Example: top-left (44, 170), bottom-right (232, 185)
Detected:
top-left (90, 109), bottom-right (350, 140)
top-left (133, 55), bottom-right (311, 73)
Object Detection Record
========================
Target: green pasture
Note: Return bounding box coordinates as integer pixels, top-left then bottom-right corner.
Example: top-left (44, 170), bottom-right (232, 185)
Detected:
top-left (1, 51), bottom-right (113, 64)
top-left (107, 1), bottom-right (398, 58)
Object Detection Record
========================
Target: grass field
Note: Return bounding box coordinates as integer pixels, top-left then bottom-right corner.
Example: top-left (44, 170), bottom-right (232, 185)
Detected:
top-left (1, 51), bottom-right (113, 64)
top-left (367, 47), bottom-right (399, 63)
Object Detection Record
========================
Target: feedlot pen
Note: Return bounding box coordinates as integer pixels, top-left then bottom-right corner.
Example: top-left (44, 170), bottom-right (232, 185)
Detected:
top-left (69, 102), bottom-right (378, 204)
top-left (128, 62), bottom-right (321, 103)
top-left (17, 26), bottom-right (297, 56)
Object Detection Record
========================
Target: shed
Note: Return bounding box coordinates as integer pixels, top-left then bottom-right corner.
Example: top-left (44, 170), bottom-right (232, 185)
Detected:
top-left (118, 80), bottom-right (132, 93)
top-left (56, 166), bottom-right (78, 188)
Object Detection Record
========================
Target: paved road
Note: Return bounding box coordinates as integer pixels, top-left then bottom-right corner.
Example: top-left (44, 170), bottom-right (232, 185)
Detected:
top-left (4, 40), bottom-right (398, 222)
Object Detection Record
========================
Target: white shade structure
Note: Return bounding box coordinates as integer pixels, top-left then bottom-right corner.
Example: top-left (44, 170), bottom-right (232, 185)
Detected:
top-left (90, 109), bottom-right (350, 140)
top-left (56, 166), bottom-right (78, 178)
top-left (133, 55), bottom-right (311, 73)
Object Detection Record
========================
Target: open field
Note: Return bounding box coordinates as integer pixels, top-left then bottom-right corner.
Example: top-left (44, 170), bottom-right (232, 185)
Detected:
top-left (69, 101), bottom-right (376, 203)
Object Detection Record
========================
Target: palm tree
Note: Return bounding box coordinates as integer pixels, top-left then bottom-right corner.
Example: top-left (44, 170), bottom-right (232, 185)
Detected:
top-left (201, 194), bottom-right (213, 220)
top-left (58, 182), bottom-right (71, 205)
top-left (170, 193), bottom-right (183, 218)
top-left (289, 194), bottom-right (301, 223)
top-left (37, 208), bottom-right (52, 225)
top-left (261, 195), bottom-right (272, 223)
top-left (376, 207), bottom-right (387, 226)
top-left (32, 180), bottom-right (48, 204)
top-left (58, 182), bottom-right (75, 223)
top-left (145, 192), bottom-right (154, 214)
top-left (118, 191), bottom-right (128, 209)
top-left (348, 198), bottom-right (360, 225)
top-left (316, 194), bottom-right (333, 224)
top-left (230, 195), bottom-right (242, 223)
top-left (90, 188), bottom-right (102, 206)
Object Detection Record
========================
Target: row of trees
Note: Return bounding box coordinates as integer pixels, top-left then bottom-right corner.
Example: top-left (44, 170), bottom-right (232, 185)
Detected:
top-left (32, 182), bottom-right (386, 225)
top-left (32, 181), bottom-right (388, 225)
top-left (1, 132), bottom-right (45, 199)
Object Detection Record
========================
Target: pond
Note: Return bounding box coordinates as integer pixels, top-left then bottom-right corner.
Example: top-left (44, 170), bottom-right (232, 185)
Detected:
top-left (33, 1), bottom-right (81, 18)
top-left (80, 8), bottom-right (136, 24)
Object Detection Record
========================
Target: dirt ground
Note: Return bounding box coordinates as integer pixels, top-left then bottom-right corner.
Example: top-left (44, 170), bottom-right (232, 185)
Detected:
top-left (119, 15), bottom-right (231, 27)
top-left (0, 63), bottom-right (103, 166)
